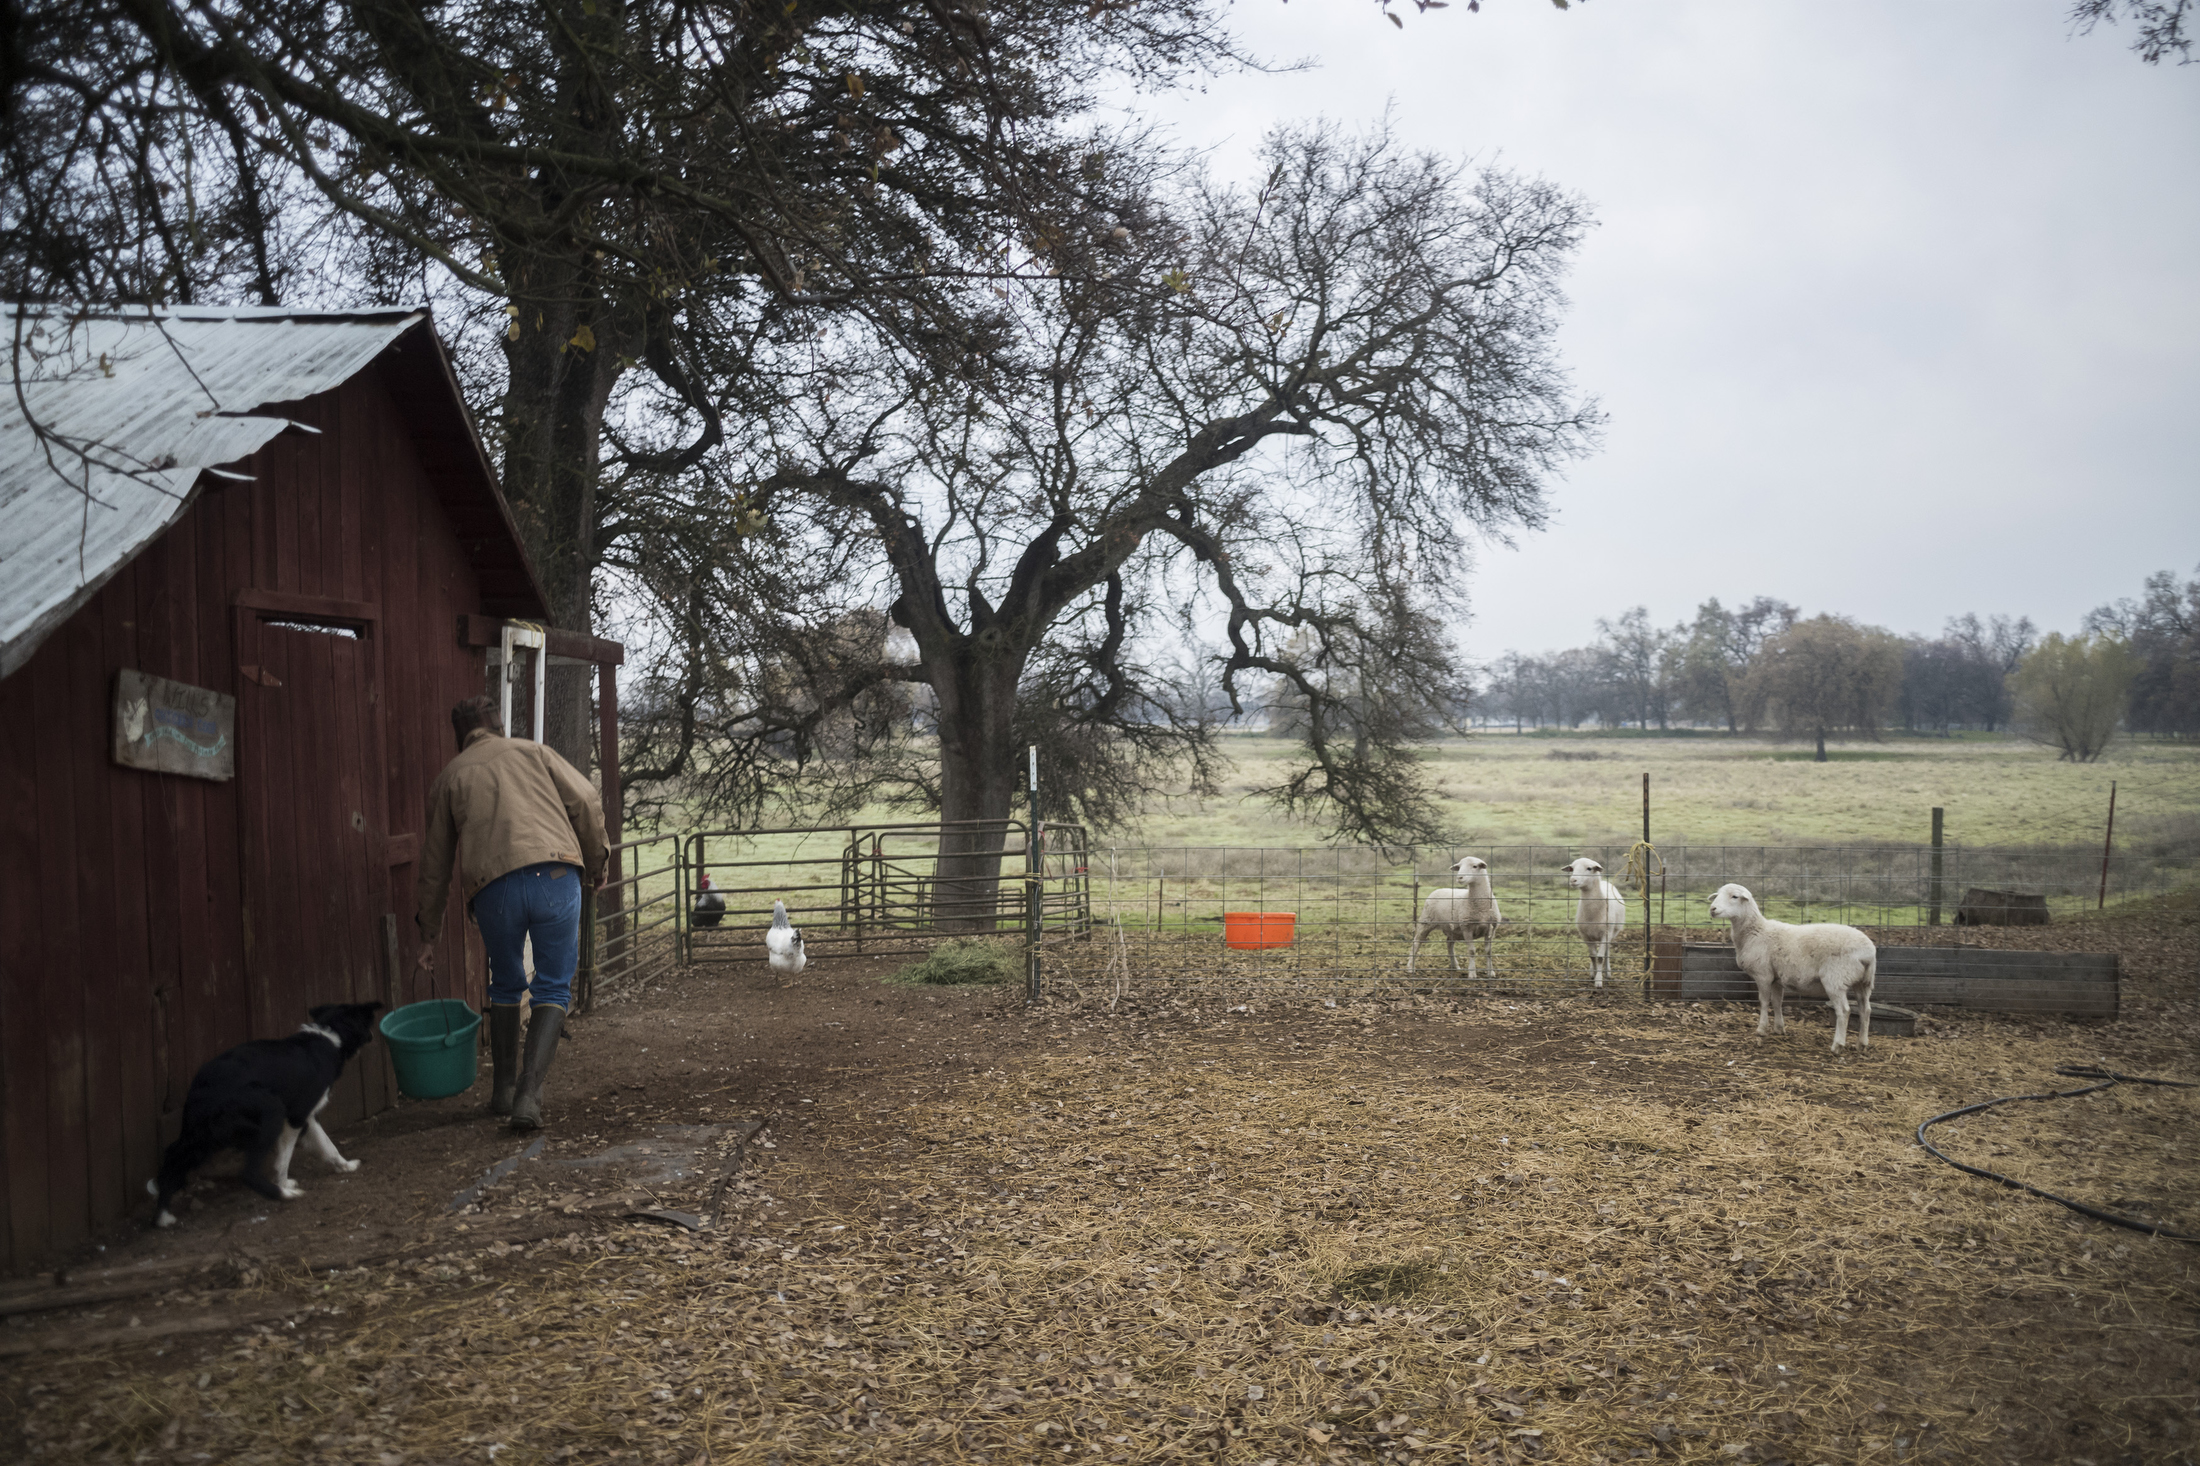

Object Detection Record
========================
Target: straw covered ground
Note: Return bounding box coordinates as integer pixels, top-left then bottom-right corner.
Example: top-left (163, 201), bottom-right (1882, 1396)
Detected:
top-left (4, 902), bottom-right (2198, 1465)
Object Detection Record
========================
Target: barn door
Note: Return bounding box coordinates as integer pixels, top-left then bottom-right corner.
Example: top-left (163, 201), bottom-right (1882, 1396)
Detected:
top-left (235, 605), bottom-right (390, 1122)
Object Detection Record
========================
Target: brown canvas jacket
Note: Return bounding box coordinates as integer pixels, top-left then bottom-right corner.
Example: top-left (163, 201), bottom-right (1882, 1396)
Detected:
top-left (415, 729), bottom-right (610, 942)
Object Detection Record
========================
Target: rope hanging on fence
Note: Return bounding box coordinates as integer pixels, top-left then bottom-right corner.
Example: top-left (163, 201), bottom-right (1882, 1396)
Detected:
top-left (1622, 839), bottom-right (1664, 897)
top-left (1915, 1065), bottom-right (2200, 1244)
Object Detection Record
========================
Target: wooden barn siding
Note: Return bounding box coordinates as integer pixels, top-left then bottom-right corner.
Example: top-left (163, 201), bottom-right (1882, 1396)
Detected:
top-left (0, 357), bottom-right (504, 1272)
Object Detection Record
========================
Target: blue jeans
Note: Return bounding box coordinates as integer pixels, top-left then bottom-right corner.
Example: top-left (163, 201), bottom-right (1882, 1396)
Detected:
top-left (473, 862), bottom-right (582, 1011)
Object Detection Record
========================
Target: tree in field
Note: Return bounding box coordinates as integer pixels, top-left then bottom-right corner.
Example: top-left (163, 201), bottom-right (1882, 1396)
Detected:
top-left (1946, 612), bottom-right (2036, 730)
top-left (1899, 635), bottom-right (1971, 735)
top-left (1671, 596), bottom-right (1797, 732)
top-left (1751, 615), bottom-right (1904, 761)
top-left (5, 0), bottom-right (1239, 767)
top-left (2086, 567), bottom-right (2200, 740)
top-left (2011, 633), bottom-right (2141, 762)
top-left (615, 123), bottom-right (1598, 889)
top-left (1482, 651), bottom-right (1536, 731)
top-left (1596, 607), bottom-right (1676, 730)
top-left (1898, 612), bottom-right (2035, 734)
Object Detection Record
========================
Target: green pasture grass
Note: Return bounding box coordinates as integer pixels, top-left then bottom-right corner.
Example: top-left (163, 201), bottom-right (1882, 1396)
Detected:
top-left (1503, 724), bottom-right (2017, 744)
top-left (615, 731), bottom-right (2197, 857)
top-left (1081, 881), bottom-right (1971, 935)
top-left (604, 733), bottom-right (2198, 960)
top-left (1121, 730), bottom-right (2200, 851)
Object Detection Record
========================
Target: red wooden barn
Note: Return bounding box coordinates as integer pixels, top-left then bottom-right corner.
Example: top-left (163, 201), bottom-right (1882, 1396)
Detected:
top-left (0, 304), bottom-right (623, 1273)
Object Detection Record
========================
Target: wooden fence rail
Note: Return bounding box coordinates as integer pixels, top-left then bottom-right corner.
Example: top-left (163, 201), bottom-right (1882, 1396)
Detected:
top-left (1653, 940), bottom-right (2118, 1018)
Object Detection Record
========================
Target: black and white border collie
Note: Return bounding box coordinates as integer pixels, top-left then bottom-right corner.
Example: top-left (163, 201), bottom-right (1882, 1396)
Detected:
top-left (147, 1002), bottom-right (383, 1228)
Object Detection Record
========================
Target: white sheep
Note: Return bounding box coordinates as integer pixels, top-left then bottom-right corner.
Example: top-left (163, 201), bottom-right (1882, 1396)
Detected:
top-left (1562, 857), bottom-right (1627, 988)
top-left (1709, 882), bottom-right (1876, 1051)
top-left (1407, 856), bottom-right (1502, 977)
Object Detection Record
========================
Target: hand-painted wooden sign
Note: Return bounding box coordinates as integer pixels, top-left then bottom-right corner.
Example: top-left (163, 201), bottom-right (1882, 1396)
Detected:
top-left (113, 670), bottom-right (236, 781)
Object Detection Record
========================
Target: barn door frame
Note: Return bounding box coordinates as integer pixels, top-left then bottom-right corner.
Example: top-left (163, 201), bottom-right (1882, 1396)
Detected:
top-left (497, 621), bottom-right (547, 743)
top-left (230, 589), bottom-right (395, 1115)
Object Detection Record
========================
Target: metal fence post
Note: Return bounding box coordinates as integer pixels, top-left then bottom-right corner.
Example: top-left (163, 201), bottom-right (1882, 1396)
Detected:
top-left (1080, 829), bottom-right (1094, 935)
top-left (2098, 781), bottom-right (2117, 911)
top-left (1928, 807), bottom-right (1944, 927)
top-left (577, 887), bottom-right (598, 1014)
top-left (1025, 819), bottom-right (1043, 1004)
top-left (679, 833), bottom-right (696, 967)
top-left (842, 826), bottom-right (856, 936)
top-left (1641, 772), bottom-right (1653, 980)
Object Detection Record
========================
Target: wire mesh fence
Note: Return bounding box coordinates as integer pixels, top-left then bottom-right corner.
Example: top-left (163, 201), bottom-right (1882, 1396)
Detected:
top-left (1038, 841), bottom-right (2191, 1000)
top-left (582, 819), bottom-right (2190, 1006)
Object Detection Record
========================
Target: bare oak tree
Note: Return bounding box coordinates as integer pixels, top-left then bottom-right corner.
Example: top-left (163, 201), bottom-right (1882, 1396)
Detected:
top-left (617, 122), bottom-right (1597, 897)
top-left (2086, 566), bottom-right (2200, 739)
top-left (5, 0), bottom-right (1240, 763)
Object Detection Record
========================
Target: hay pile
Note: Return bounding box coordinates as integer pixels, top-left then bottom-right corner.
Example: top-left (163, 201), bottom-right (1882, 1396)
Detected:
top-left (891, 938), bottom-right (1023, 987)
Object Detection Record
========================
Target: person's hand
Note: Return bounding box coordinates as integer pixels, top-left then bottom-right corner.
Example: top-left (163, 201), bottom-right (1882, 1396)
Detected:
top-left (415, 947), bottom-right (437, 974)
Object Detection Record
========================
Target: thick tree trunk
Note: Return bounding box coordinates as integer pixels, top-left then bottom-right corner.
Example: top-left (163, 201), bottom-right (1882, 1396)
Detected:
top-left (497, 282), bottom-right (630, 776)
top-left (1814, 727), bottom-right (1827, 762)
top-left (928, 646), bottom-right (1026, 933)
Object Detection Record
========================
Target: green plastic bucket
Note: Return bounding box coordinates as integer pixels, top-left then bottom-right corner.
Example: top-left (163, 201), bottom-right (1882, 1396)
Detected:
top-left (379, 999), bottom-right (483, 1099)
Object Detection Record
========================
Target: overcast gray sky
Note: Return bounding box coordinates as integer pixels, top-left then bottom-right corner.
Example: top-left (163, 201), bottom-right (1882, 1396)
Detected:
top-left (1132, 0), bottom-right (2198, 660)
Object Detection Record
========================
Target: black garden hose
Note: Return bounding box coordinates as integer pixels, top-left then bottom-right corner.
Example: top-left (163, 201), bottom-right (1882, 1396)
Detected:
top-left (1914, 1065), bottom-right (2200, 1244)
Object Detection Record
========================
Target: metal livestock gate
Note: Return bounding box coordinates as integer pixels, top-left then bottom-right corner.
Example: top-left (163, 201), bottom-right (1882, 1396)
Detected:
top-left (583, 820), bottom-right (1098, 1002)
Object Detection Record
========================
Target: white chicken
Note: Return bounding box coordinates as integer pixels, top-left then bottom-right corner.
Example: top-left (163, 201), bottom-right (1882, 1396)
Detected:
top-left (766, 900), bottom-right (807, 974)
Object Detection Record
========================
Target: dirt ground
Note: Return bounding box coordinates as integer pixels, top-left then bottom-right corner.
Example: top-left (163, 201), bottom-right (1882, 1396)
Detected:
top-left (2, 899), bottom-right (2196, 1465)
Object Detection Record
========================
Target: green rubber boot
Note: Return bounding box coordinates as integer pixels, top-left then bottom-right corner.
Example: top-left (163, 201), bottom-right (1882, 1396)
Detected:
top-left (487, 1005), bottom-right (523, 1116)
top-left (507, 1004), bottom-right (566, 1131)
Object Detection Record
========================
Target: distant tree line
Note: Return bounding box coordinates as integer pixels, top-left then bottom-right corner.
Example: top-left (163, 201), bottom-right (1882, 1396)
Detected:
top-left (1471, 565), bottom-right (2200, 760)
top-left (2084, 568), bottom-right (2200, 740)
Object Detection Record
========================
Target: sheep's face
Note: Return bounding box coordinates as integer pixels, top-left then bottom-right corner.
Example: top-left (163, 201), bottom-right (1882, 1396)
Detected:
top-left (1709, 883), bottom-right (1758, 921)
top-left (1562, 857), bottom-right (1603, 889)
top-left (1450, 857), bottom-right (1489, 879)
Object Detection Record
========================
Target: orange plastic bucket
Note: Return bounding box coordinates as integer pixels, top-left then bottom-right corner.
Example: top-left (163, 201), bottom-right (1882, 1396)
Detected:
top-left (1223, 911), bottom-right (1297, 950)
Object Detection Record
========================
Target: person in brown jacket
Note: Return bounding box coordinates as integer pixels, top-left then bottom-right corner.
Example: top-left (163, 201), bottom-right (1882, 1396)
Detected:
top-left (414, 695), bottom-right (608, 1129)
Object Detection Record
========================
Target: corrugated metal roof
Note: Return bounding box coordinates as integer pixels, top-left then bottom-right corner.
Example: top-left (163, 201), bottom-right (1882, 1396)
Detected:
top-left (0, 303), bottom-right (430, 679)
